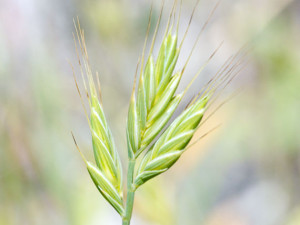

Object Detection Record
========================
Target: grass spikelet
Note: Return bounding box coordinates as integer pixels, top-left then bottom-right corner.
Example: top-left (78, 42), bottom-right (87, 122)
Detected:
top-left (134, 96), bottom-right (209, 188)
top-left (127, 0), bottom-right (223, 158)
top-left (128, 2), bottom-right (183, 157)
top-left (72, 19), bottom-right (124, 216)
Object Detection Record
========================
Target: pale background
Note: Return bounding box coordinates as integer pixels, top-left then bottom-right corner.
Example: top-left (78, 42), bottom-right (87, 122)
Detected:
top-left (1, 0), bottom-right (300, 224)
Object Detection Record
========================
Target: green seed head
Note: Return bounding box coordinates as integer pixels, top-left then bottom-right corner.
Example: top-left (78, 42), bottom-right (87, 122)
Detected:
top-left (90, 98), bottom-right (123, 193)
top-left (134, 96), bottom-right (209, 188)
top-left (89, 78), bottom-right (124, 213)
top-left (73, 0), bottom-right (244, 221)
top-left (72, 21), bottom-right (124, 215)
top-left (127, 28), bottom-right (181, 158)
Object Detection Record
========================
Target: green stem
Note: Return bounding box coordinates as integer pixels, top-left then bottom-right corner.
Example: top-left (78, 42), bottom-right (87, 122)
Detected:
top-left (122, 159), bottom-right (136, 225)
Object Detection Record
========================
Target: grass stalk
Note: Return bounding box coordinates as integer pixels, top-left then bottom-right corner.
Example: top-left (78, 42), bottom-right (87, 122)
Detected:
top-left (122, 159), bottom-right (136, 225)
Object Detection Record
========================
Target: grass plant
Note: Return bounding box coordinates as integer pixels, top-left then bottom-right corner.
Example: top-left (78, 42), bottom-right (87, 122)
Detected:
top-left (71, 0), bottom-right (247, 224)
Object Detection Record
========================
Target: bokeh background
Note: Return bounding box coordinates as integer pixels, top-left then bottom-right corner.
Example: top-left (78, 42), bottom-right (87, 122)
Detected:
top-left (1, 0), bottom-right (299, 224)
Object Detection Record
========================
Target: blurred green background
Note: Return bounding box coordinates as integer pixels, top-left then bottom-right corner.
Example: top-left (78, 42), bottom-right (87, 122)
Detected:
top-left (0, 0), bottom-right (299, 224)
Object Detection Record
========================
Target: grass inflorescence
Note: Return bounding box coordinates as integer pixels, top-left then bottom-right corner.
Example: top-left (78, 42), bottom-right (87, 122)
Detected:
top-left (71, 0), bottom-right (248, 224)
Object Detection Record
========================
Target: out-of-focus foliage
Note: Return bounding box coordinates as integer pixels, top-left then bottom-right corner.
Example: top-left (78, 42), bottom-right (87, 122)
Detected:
top-left (0, 0), bottom-right (299, 225)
